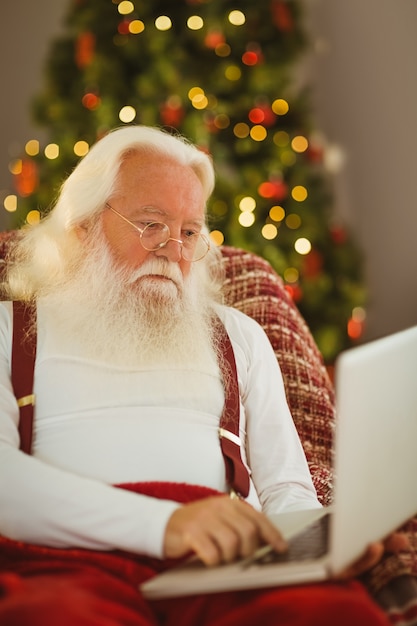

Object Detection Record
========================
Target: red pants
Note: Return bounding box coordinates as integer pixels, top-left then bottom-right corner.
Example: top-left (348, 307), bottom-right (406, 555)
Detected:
top-left (0, 483), bottom-right (391, 625)
top-left (0, 568), bottom-right (390, 626)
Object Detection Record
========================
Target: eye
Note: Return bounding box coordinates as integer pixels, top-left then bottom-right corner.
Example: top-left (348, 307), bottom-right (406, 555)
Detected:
top-left (182, 229), bottom-right (200, 239)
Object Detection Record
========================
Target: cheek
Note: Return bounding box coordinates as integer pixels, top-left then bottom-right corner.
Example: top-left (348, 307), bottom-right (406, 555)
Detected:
top-left (102, 215), bottom-right (148, 268)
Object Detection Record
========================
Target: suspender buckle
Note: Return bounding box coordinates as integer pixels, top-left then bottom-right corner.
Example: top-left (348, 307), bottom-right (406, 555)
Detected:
top-left (17, 394), bottom-right (36, 408)
top-left (218, 427), bottom-right (242, 447)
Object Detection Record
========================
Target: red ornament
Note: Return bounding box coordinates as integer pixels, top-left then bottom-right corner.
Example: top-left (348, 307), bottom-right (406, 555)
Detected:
top-left (75, 32), bottom-right (95, 68)
top-left (251, 103), bottom-right (276, 127)
top-left (330, 225), bottom-right (347, 245)
top-left (258, 179), bottom-right (288, 201)
top-left (160, 101), bottom-right (185, 127)
top-left (203, 114), bottom-right (219, 134)
top-left (347, 318), bottom-right (364, 340)
top-left (204, 31), bottom-right (225, 49)
top-left (14, 159), bottom-right (39, 197)
top-left (306, 144), bottom-right (324, 164)
top-left (248, 107), bottom-right (265, 124)
top-left (82, 92), bottom-right (101, 110)
top-left (302, 249), bottom-right (323, 278)
top-left (271, 0), bottom-right (294, 33)
top-left (118, 19), bottom-right (131, 35)
top-left (242, 51), bottom-right (259, 66)
top-left (261, 106), bottom-right (277, 127)
top-left (284, 284), bottom-right (303, 302)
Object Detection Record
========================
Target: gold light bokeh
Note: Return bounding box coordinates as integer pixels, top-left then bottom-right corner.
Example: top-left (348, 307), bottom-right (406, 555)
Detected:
top-left (44, 144), bottom-right (59, 159)
top-left (228, 10), bottom-right (245, 26)
top-left (118, 1), bottom-right (134, 15)
top-left (269, 205), bottom-right (285, 222)
top-left (25, 140), bottom-right (40, 156)
top-left (262, 223), bottom-right (278, 240)
top-left (155, 16), bottom-right (172, 31)
top-left (187, 16), bottom-right (204, 30)
top-left (3, 195), bottom-right (17, 213)
top-left (294, 237), bottom-right (312, 255)
top-left (291, 185), bottom-right (308, 202)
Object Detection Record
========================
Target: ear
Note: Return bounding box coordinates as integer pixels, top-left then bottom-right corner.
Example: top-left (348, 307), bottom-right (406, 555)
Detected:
top-left (74, 223), bottom-right (89, 242)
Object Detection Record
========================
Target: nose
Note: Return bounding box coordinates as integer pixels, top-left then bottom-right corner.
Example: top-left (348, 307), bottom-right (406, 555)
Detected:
top-left (153, 237), bottom-right (183, 263)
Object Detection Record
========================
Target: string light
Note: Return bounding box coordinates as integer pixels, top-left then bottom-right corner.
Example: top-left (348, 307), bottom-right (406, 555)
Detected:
top-left (250, 125), bottom-right (267, 141)
top-left (118, 1), bottom-right (134, 15)
top-left (233, 123), bottom-right (250, 138)
top-left (272, 99), bottom-right (289, 115)
top-left (25, 140), bottom-right (40, 156)
top-left (73, 141), bottom-right (89, 157)
top-left (238, 211), bottom-right (255, 227)
top-left (284, 267), bottom-right (299, 283)
top-left (44, 144), bottom-right (59, 159)
top-left (225, 65), bottom-right (241, 81)
top-left (26, 210), bottom-right (41, 225)
top-left (8, 159), bottom-right (22, 175)
top-left (292, 135), bottom-right (308, 153)
top-left (119, 105), bottom-right (136, 122)
top-left (228, 10), bottom-right (245, 26)
top-left (273, 130), bottom-right (289, 147)
top-left (286, 213), bottom-right (301, 229)
top-left (262, 223), bottom-right (278, 240)
top-left (215, 43), bottom-right (231, 57)
top-left (291, 185), bottom-right (308, 202)
top-left (191, 93), bottom-right (208, 110)
top-left (269, 205), bottom-right (285, 222)
top-left (129, 20), bottom-right (145, 34)
top-left (213, 114), bottom-right (230, 129)
top-left (209, 230), bottom-right (224, 246)
top-left (155, 16), bottom-right (172, 31)
top-left (187, 16), bottom-right (204, 30)
top-left (294, 237), bottom-right (311, 255)
top-left (3, 195), bottom-right (17, 212)
top-left (188, 86), bottom-right (209, 110)
top-left (239, 196), bottom-right (256, 212)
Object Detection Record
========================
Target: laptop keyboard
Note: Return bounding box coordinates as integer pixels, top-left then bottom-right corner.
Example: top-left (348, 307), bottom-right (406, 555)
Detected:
top-left (252, 513), bottom-right (330, 566)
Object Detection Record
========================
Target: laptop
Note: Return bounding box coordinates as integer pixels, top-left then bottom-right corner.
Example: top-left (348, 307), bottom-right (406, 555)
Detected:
top-left (141, 325), bottom-right (417, 599)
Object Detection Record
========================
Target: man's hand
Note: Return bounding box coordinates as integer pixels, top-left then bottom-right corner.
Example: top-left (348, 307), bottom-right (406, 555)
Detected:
top-left (336, 532), bottom-right (410, 580)
top-left (163, 495), bottom-right (287, 566)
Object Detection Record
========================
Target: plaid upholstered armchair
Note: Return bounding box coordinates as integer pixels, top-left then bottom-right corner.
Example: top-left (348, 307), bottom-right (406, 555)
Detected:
top-left (0, 229), bottom-right (416, 624)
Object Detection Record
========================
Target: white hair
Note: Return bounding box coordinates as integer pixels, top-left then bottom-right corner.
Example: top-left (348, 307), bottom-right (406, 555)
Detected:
top-left (6, 125), bottom-right (219, 300)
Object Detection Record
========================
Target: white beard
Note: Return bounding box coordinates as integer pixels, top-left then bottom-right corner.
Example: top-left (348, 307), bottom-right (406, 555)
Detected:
top-left (39, 227), bottom-right (220, 372)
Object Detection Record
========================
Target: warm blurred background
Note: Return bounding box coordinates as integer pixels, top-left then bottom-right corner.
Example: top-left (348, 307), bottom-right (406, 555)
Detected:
top-left (0, 0), bottom-right (416, 361)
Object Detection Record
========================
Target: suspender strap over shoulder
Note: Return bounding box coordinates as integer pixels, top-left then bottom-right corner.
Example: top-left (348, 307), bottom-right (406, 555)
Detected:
top-left (10, 303), bottom-right (251, 497)
top-left (217, 319), bottom-right (251, 499)
top-left (12, 301), bottom-right (37, 455)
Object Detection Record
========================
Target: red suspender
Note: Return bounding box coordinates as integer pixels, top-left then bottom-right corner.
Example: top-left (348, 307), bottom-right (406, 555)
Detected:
top-left (12, 301), bottom-right (37, 455)
top-left (217, 321), bottom-right (251, 498)
top-left (10, 304), bottom-right (251, 497)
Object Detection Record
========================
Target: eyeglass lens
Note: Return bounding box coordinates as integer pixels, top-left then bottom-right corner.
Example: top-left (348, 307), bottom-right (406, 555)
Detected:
top-left (141, 223), bottom-right (209, 262)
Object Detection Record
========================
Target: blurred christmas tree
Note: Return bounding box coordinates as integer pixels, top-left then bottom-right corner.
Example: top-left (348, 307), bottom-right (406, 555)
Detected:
top-left (5, 0), bottom-right (366, 362)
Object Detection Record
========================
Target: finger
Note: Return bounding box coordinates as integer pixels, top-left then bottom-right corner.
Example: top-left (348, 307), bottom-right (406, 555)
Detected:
top-left (335, 543), bottom-right (384, 580)
top-left (229, 500), bottom-right (287, 554)
top-left (384, 532), bottom-right (410, 553)
top-left (185, 523), bottom-right (234, 566)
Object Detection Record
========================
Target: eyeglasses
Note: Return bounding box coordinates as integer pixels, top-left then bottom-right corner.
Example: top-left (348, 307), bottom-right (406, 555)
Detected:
top-left (105, 203), bottom-right (210, 262)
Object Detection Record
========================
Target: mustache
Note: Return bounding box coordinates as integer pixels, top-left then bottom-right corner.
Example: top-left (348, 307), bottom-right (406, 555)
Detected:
top-left (126, 258), bottom-right (184, 287)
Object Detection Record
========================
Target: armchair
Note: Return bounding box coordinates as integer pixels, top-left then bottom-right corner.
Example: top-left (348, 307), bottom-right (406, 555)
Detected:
top-left (0, 229), bottom-right (416, 624)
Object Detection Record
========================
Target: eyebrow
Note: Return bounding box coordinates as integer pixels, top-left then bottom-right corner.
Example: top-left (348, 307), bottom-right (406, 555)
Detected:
top-left (132, 206), bottom-right (205, 229)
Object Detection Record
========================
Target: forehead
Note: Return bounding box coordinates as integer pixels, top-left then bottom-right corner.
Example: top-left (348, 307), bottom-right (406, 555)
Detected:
top-left (116, 151), bottom-right (206, 220)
